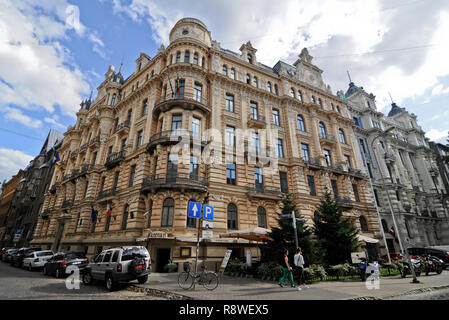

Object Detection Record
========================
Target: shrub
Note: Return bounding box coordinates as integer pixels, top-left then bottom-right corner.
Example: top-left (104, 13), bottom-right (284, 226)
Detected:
top-left (330, 264), bottom-right (349, 277)
top-left (257, 263), bottom-right (271, 278)
top-left (163, 262), bottom-right (178, 272)
top-left (227, 261), bottom-right (248, 274)
top-left (270, 264), bottom-right (284, 279)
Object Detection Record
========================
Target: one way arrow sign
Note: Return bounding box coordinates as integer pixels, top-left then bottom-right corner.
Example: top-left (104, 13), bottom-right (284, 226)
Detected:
top-left (188, 201), bottom-right (202, 219)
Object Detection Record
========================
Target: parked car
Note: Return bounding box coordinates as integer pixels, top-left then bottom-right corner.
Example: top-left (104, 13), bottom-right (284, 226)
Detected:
top-left (10, 247), bottom-right (42, 267)
top-left (22, 250), bottom-right (54, 271)
top-left (0, 247), bottom-right (14, 259)
top-left (2, 248), bottom-right (18, 262)
top-left (43, 252), bottom-right (89, 278)
top-left (407, 247), bottom-right (426, 260)
top-left (82, 246), bottom-right (151, 291)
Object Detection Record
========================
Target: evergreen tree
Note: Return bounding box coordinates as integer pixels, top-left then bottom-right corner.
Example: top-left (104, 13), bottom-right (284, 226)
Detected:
top-left (262, 193), bottom-right (317, 265)
top-left (313, 190), bottom-right (359, 266)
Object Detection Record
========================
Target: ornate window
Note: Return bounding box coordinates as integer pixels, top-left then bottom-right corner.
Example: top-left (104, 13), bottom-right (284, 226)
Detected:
top-left (257, 207), bottom-right (267, 229)
top-left (161, 198), bottom-right (175, 227)
top-left (227, 203), bottom-right (238, 230)
top-left (339, 129), bottom-right (346, 144)
top-left (184, 51), bottom-right (190, 63)
top-left (121, 204), bottom-right (129, 230)
top-left (359, 216), bottom-right (369, 232)
top-left (319, 122), bottom-right (327, 138)
top-left (297, 115), bottom-right (306, 131)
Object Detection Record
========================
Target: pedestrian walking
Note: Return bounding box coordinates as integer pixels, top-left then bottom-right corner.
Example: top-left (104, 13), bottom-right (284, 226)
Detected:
top-left (294, 247), bottom-right (307, 290)
top-left (279, 249), bottom-right (295, 288)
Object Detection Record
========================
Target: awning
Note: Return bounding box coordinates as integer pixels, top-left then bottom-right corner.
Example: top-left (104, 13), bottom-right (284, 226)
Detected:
top-left (357, 234), bottom-right (379, 244)
top-left (219, 227), bottom-right (273, 242)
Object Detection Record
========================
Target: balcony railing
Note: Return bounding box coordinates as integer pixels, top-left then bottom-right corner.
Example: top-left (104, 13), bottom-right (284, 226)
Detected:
top-left (49, 182), bottom-right (59, 194)
top-left (62, 200), bottom-right (73, 208)
top-left (105, 150), bottom-right (127, 168)
top-left (41, 209), bottom-right (50, 219)
top-left (304, 157), bottom-right (322, 168)
top-left (146, 130), bottom-right (209, 154)
top-left (70, 169), bottom-right (80, 180)
top-left (336, 196), bottom-right (353, 210)
top-left (248, 114), bottom-right (267, 128)
top-left (80, 163), bottom-right (92, 175)
top-left (70, 149), bottom-right (79, 158)
top-left (246, 183), bottom-right (283, 199)
top-left (319, 134), bottom-right (337, 143)
top-left (154, 92), bottom-right (210, 114)
top-left (97, 188), bottom-right (119, 200)
top-left (348, 167), bottom-right (364, 178)
top-left (113, 120), bottom-right (131, 134)
top-left (141, 172), bottom-right (208, 193)
top-left (79, 143), bottom-right (88, 152)
top-left (89, 135), bottom-right (101, 146)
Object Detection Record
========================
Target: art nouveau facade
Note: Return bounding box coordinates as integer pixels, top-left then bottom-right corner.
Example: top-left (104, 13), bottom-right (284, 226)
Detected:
top-left (32, 18), bottom-right (382, 270)
top-left (344, 82), bottom-right (449, 252)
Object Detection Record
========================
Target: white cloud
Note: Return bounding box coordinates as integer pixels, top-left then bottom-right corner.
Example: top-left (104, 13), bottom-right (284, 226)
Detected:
top-left (0, 148), bottom-right (34, 182)
top-left (44, 116), bottom-right (67, 130)
top-left (0, 0), bottom-right (91, 117)
top-left (426, 129), bottom-right (448, 143)
top-left (1, 107), bottom-right (43, 129)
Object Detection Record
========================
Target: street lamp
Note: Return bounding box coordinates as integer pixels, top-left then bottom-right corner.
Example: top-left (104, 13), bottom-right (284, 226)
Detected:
top-left (370, 127), bottom-right (419, 283)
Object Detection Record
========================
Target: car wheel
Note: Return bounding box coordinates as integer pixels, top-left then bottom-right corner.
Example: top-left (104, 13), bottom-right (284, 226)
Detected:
top-left (105, 274), bottom-right (116, 291)
top-left (138, 275), bottom-right (148, 284)
top-left (82, 272), bottom-right (93, 285)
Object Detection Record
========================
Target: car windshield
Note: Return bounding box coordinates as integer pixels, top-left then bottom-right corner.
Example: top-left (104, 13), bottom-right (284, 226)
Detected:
top-left (65, 253), bottom-right (85, 260)
top-left (36, 251), bottom-right (53, 257)
top-left (121, 247), bottom-right (149, 261)
top-left (8, 249), bottom-right (18, 253)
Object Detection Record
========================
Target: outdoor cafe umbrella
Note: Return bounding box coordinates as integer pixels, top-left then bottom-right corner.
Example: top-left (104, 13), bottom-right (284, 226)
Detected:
top-left (219, 227), bottom-right (273, 242)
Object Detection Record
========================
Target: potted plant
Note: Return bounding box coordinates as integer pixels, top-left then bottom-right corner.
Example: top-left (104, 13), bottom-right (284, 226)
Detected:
top-left (163, 260), bottom-right (178, 273)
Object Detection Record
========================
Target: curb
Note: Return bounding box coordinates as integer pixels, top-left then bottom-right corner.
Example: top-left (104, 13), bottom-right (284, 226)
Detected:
top-left (127, 284), bottom-right (195, 300)
top-left (351, 284), bottom-right (449, 300)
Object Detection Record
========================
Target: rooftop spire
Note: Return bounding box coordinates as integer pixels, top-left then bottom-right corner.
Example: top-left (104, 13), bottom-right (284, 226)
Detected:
top-left (118, 56), bottom-right (124, 74)
top-left (347, 70), bottom-right (352, 84)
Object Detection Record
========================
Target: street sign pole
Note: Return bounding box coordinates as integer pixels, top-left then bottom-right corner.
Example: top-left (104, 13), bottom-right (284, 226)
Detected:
top-left (292, 212), bottom-right (299, 249)
top-left (193, 193), bottom-right (209, 290)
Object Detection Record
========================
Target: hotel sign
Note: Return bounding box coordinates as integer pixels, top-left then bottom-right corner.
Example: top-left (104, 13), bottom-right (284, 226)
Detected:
top-left (149, 231), bottom-right (168, 239)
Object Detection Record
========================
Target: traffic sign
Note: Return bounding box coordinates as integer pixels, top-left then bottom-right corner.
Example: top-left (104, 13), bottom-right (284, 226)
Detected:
top-left (202, 230), bottom-right (213, 239)
top-left (188, 201), bottom-right (202, 219)
top-left (202, 220), bottom-right (213, 229)
top-left (203, 204), bottom-right (214, 221)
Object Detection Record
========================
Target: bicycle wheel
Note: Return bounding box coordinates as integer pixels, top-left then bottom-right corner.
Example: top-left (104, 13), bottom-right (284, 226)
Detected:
top-left (202, 272), bottom-right (219, 291)
top-left (178, 272), bottom-right (194, 290)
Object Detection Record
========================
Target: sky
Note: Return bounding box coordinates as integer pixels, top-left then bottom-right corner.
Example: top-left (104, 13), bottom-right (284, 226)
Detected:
top-left (0, 0), bottom-right (448, 182)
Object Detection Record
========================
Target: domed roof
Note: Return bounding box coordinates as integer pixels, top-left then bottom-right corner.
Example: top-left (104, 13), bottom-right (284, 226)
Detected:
top-left (169, 17), bottom-right (211, 47)
top-left (173, 18), bottom-right (208, 30)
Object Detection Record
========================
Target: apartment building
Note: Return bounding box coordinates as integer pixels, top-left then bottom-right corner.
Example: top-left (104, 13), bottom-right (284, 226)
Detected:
top-left (31, 18), bottom-right (382, 270)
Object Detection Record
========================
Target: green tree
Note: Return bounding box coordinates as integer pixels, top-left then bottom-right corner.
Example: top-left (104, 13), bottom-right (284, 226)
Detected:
top-left (313, 190), bottom-right (359, 266)
top-left (261, 193), bottom-right (318, 265)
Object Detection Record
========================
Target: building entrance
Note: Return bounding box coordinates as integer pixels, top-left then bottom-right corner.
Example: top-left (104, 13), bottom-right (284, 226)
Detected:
top-left (156, 248), bottom-right (171, 272)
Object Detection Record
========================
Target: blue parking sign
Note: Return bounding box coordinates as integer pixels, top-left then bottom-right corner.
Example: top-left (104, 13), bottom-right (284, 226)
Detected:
top-left (188, 201), bottom-right (202, 219)
top-left (203, 204), bottom-right (214, 221)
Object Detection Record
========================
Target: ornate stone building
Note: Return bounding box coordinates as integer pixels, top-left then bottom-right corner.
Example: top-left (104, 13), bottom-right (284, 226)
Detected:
top-left (31, 18), bottom-right (381, 270)
top-left (0, 170), bottom-right (24, 244)
top-left (343, 81), bottom-right (449, 253)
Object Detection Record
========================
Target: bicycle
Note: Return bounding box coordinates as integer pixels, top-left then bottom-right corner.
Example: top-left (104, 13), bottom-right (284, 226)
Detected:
top-left (178, 262), bottom-right (219, 291)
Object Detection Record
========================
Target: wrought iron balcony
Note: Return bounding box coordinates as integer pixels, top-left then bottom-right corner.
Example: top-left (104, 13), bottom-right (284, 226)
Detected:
top-left (246, 183), bottom-right (283, 200)
top-left (105, 150), bottom-right (127, 169)
top-left (70, 169), bottom-right (80, 181)
top-left (146, 130), bottom-right (210, 154)
top-left (62, 200), bottom-right (73, 208)
top-left (49, 182), bottom-right (59, 194)
top-left (41, 209), bottom-right (50, 219)
top-left (153, 92), bottom-right (210, 115)
top-left (80, 163), bottom-right (92, 175)
top-left (69, 149), bottom-right (79, 158)
top-left (113, 120), bottom-right (131, 135)
top-left (141, 172), bottom-right (208, 194)
top-left (336, 196), bottom-right (353, 210)
top-left (79, 143), bottom-right (88, 152)
top-left (97, 188), bottom-right (119, 201)
top-left (348, 167), bottom-right (364, 178)
top-left (328, 163), bottom-right (344, 174)
top-left (62, 174), bottom-right (71, 181)
top-left (89, 135), bottom-right (101, 146)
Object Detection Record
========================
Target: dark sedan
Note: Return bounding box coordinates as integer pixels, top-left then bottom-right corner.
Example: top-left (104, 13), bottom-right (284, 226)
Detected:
top-left (10, 247), bottom-right (42, 267)
top-left (43, 252), bottom-right (89, 278)
top-left (2, 248), bottom-right (18, 262)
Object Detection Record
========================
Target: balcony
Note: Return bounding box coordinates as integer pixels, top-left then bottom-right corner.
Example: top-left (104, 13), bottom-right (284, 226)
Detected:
top-left (79, 143), bottom-right (89, 153)
top-left (105, 150), bottom-right (127, 169)
top-left (62, 200), bottom-right (73, 208)
top-left (97, 188), bottom-right (119, 202)
top-left (247, 114), bottom-right (267, 129)
top-left (153, 92), bottom-right (210, 115)
top-left (70, 169), bottom-right (80, 182)
top-left (141, 172), bottom-right (208, 194)
top-left (336, 196), bottom-right (353, 210)
top-left (62, 174), bottom-right (71, 181)
top-left (114, 120), bottom-right (131, 135)
top-left (328, 163), bottom-right (344, 174)
top-left (41, 209), bottom-right (50, 219)
top-left (79, 163), bottom-right (92, 176)
top-left (319, 134), bottom-right (337, 146)
top-left (348, 167), bottom-right (364, 179)
top-left (49, 182), bottom-right (59, 194)
top-left (246, 183), bottom-right (283, 200)
top-left (69, 149), bottom-right (79, 159)
top-left (89, 135), bottom-right (101, 147)
top-left (245, 145), bottom-right (274, 165)
top-left (304, 157), bottom-right (322, 169)
top-left (384, 152), bottom-right (395, 163)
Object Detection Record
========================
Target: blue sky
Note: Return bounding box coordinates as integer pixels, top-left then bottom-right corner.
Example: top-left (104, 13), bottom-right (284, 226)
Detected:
top-left (1, 0), bottom-right (448, 182)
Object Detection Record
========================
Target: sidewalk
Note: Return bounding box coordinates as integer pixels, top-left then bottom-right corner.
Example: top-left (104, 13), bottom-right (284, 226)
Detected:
top-left (129, 270), bottom-right (449, 300)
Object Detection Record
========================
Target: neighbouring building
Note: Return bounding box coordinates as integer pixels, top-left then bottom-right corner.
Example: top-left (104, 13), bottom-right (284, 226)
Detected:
top-left (344, 81), bottom-right (449, 253)
top-left (0, 171), bottom-right (24, 245)
top-left (31, 18), bottom-right (382, 271)
top-left (3, 130), bottom-right (63, 248)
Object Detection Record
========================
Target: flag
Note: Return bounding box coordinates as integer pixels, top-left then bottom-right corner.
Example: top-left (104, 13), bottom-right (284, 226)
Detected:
top-left (91, 206), bottom-right (98, 223)
top-left (51, 152), bottom-right (60, 168)
top-left (176, 73), bottom-right (180, 95)
top-left (167, 73), bottom-right (174, 98)
top-left (389, 226), bottom-right (399, 244)
top-left (106, 203), bottom-right (112, 218)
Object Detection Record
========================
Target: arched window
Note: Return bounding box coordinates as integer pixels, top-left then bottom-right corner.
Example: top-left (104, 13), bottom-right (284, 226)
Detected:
top-left (176, 51), bottom-right (181, 63)
top-left (298, 90), bottom-right (303, 102)
top-left (318, 98), bottom-right (323, 108)
top-left (247, 53), bottom-right (253, 64)
top-left (339, 129), bottom-right (346, 144)
top-left (311, 96), bottom-right (317, 104)
top-left (274, 84), bottom-right (279, 95)
top-left (359, 216), bottom-right (369, 232)
top-left (297, 115), bottom-right (306, 132)
top-left (161, 198), bottom-right (175, 227)
top-left (121, 204), bottom-right (129, 230)
top-left (319, 122), bottom-right (326, 138)
top-left (184, 50), bottom-right (190, 63)
top-left (246, 74), bottom-right (251, 85)
top-left (230, 68), bottom-right (235, 80)
top-left (111, 94), bottom-right (116, 107)
top-left (267, 82), bottom-right (272, 93)
top-left (330, 103), bottom-right (335, 111)
top-left (257, 207), bottom-right (267, 228)
top-left (147, 200), bottom-right (153, 228)
top-left (253, 76), bottom-right (258, 88)
top-left (193, 53), bottom-right (199, 65)
top-left (227, 203), bottom-right (238, 230)
top-left (290, 88), bottom-right (295, 98)
top-left (381, 219), bottom-right (388, 233)
top-left (201, 57), bottom-right (205, 68)
top-left (222, 65), bottom-right (227, 76)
